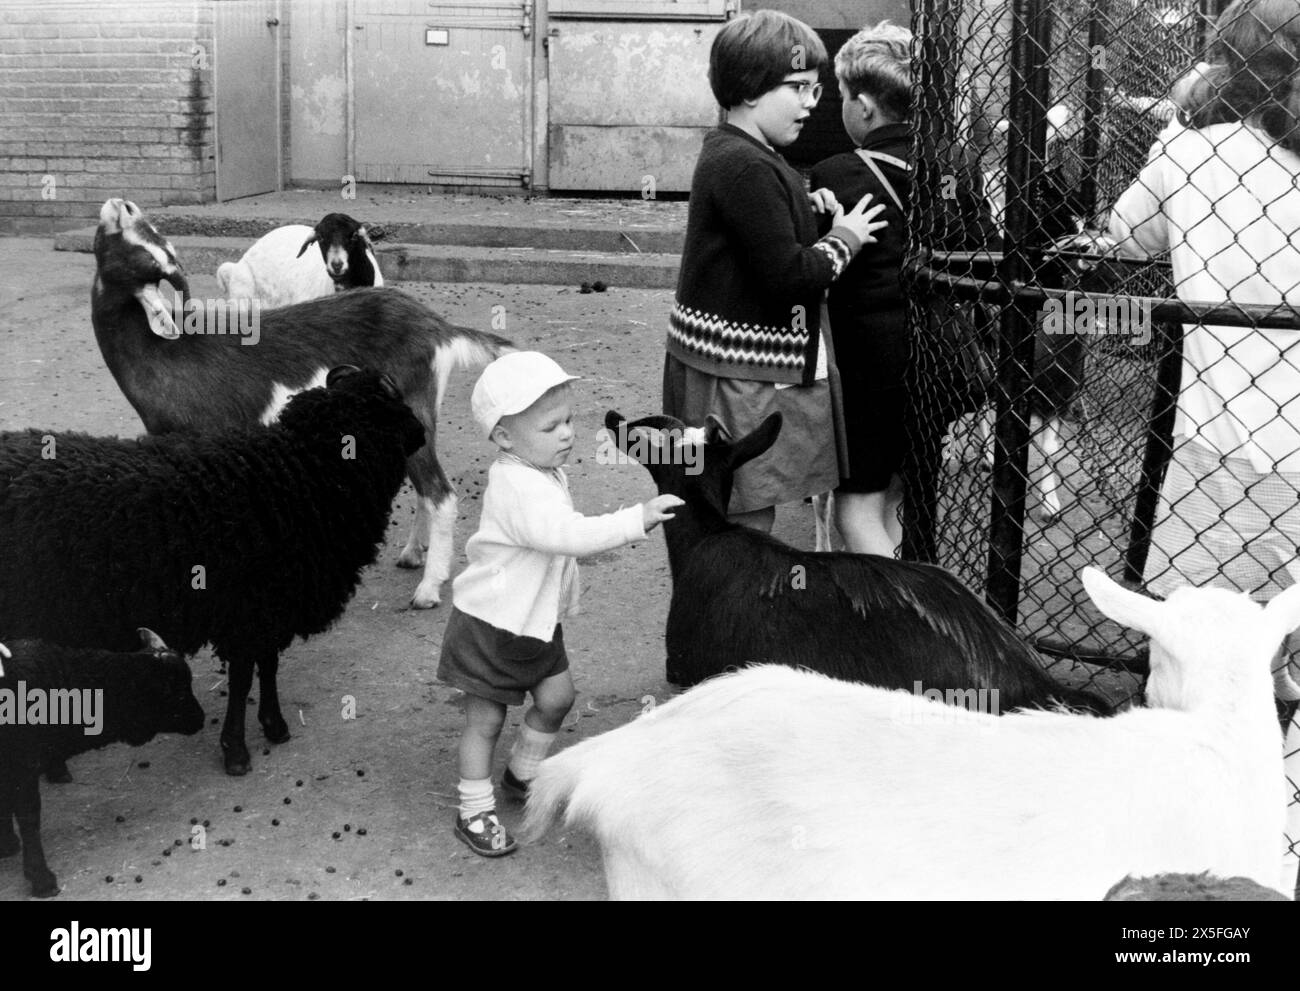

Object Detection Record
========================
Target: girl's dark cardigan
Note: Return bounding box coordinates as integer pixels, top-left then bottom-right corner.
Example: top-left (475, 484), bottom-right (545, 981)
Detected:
top-left (666, 123), bottom-right (860, 386)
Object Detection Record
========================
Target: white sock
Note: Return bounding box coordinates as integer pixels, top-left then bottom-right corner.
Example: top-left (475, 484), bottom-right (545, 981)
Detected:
top-left (507, 723), bottom-right (557, 782)
top-left (458, 777), bottom-right (495, 821)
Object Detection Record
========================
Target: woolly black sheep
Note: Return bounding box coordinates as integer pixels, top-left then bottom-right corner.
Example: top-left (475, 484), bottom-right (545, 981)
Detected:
top-left (0, 366), bottom-right (425, 775)
top-left (605, 410), bottom-right (1110, 714)
top-left (93, 198), bottom-right (511, 609)
top-left (0, 629), bottom-right (204, 898)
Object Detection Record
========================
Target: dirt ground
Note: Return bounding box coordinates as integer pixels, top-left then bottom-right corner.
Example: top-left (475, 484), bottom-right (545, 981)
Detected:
top-left (0, 238), bottom-right (820, 902)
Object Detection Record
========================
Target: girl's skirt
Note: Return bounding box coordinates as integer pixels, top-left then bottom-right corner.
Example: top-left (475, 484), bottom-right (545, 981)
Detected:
top-left (662, 347), bottom-right (846, 515)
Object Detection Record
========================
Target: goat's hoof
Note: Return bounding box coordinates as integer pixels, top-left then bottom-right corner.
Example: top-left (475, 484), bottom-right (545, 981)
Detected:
top-left (0, 832), bottom-right (19, 858)
top-left (261, 716), bottom-right (291, 745)
top-left (396, 548), bottom-right (426, 569)
top-left (44, 762), bottom-right (72, 784)
top-left (221, 741), bottom-right (251, 777)
top-left (26, 866), bottom-right (58, 898)
top-left (409, 587), bottom-right (442, 610)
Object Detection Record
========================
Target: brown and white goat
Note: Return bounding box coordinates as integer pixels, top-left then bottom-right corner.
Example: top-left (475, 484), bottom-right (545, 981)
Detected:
top-left (91, 198), bottom-right (510, 609)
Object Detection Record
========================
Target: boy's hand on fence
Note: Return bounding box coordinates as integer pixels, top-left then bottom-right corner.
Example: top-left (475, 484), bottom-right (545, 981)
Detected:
top-left (808, 188), bottom-right (840, 214)
top-left (833, 193), bottom-right (889, 246)
top-left (642, 495), bottom-right (685, 533)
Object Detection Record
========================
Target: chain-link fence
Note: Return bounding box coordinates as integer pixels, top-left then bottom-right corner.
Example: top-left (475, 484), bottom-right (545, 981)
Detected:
top-left (902, 0), bottom-right (1299, 890)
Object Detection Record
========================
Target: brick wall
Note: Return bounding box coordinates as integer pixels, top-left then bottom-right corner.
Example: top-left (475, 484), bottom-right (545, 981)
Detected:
top-left (0, 1), bottom-right (216, 235)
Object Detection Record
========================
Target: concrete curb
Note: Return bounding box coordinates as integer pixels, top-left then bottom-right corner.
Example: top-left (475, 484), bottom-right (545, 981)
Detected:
top-left (53, 228), bottom-right (680, 289)
top-left (147, 214), bottom-right (685, 254)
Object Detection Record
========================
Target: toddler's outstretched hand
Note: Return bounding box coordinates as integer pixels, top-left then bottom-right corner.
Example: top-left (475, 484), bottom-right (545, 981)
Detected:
top-left (642, 494), bottom-right (685, 532)
top-left (833, 193), bottom-right (889, 246)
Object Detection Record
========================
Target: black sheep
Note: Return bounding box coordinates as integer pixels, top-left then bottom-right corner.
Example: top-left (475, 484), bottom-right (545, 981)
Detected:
top-left (606, 410), bottom-right (1111, 714)
top-left (0, 630), bottom-right (204, 898)
top-left (0, 366), bottom-right (425, 775)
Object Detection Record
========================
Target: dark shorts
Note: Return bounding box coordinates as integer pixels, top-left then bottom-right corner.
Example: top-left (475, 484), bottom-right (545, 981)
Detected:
top-left (436, 607), bottom-right (569, 706)
top-left (834, 309), bottom-right (909, 494)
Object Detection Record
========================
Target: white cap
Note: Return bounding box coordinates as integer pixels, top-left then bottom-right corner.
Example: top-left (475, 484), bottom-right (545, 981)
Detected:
top-left (471, 351), bottom-right (579, 438)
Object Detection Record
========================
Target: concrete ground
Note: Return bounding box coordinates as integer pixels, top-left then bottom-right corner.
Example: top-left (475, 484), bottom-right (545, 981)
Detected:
top-left (3, 228), bottom-right (1296, 901)
top-left (0, 234), bottom-right (816, 902)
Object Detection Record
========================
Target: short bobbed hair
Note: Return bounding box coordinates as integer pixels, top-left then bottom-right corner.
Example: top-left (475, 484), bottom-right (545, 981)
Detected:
top-left (709, 10), bottom-right (827, 109)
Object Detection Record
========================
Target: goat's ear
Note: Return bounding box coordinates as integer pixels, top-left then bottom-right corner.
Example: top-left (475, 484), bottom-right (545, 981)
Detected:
top-left (354, 225), bottom-right (374, 248)
top-left (296, 232), bottom-right (319, 258)
top-left (137, 627), bottom-right (169, 651)
top-left (326, 364), bottom-right (362, 388)
top-left (725, 412), bottom-right (782, 469)
top-left (704, 415), bottom-right (732, 445)
top-left (605, 410), bottom-right (626, 434)
top-left (1081, 567), bottom-right (1165, 638)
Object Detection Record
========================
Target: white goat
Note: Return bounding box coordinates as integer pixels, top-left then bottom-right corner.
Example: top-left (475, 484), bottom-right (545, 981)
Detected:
top-left (526, 568), bottom-right (1300, 900)
top-left (217, 214), bottom-right (383, 309)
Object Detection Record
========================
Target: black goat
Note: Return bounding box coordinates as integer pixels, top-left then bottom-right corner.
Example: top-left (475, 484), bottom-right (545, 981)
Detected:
top-left (94, 198), bottom-right (511, 609)
top-left (0, 630), bottom-right (204, 898)
top-left (0, 366), bottom-right (425, 775)
top-left (607, 410), bottom-right (1111, 714)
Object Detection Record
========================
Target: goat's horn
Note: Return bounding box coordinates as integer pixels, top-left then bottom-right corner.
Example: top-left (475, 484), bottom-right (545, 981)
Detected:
top-left (296, 232), bottom-right (319, 258)
top-left (625, 414), bottom-right (686, 432)
top-left (137, 627), bottom-right (169, 651)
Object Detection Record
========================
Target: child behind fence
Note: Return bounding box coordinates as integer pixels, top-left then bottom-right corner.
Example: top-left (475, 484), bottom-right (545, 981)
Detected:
top-left (1108, 0), bottom-right (1300, 740)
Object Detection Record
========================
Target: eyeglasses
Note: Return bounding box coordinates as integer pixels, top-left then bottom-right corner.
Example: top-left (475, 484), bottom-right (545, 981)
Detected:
top-left (779, 80), bottom-right (823, 105)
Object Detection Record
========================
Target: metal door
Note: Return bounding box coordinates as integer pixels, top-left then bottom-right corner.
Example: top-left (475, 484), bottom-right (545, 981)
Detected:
top-left (215, 0), bottom-right (281, 201)
top-left (353, 0), bottom-right (532, 187)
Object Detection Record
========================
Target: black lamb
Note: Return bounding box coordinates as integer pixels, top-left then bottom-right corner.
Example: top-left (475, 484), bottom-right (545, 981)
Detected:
top-left (606, 410), bottom-right (1111, 715)
top-left (0, 366), bottom-right (425, 775)
top-left (0, 629), bottom-right (205, 898)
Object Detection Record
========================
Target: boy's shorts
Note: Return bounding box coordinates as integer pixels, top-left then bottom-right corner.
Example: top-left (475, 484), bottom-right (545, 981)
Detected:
top-left (437, 606), bottom-right (569, 706)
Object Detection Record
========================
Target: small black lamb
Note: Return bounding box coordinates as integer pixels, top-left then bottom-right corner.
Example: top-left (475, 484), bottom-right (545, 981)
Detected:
top-left (0, 366), bottom-right (425, 775)
top-left (606, 410), bottom-right (1110, 714)
top-left (0, 629), bottom-right (204, 898)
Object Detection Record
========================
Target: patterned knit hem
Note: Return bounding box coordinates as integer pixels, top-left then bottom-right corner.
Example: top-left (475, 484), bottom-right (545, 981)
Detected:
top-left (666, 301), bottom-right (810, 378)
